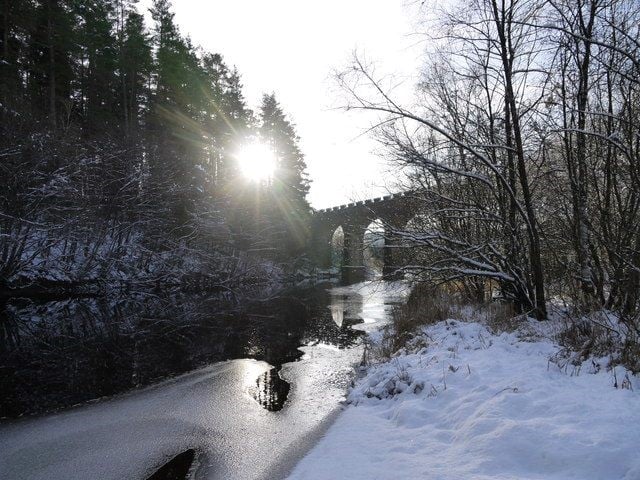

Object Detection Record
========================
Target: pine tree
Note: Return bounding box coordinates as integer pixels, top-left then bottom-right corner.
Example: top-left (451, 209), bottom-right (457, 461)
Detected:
top-left (76, 0), bottom-right (119, 134)
top-left (259, 93), bottom-right (310, 256)
top-left (118, 6), bottom-right (152, 135)
top-left (199, 53), bottom-right (252, 190)
top-left (0, 0), bottom-right (34, 116)
top-left (27, 0), bottom-right (77, 129)
top-left (148, 0), bottom-right (200, 224)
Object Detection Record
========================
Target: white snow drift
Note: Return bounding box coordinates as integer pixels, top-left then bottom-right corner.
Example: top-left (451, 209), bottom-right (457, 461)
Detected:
top-left (289, 317), bottom-right (640, 480)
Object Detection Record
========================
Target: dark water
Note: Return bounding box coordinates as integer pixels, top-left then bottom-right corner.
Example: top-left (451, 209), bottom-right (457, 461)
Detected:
top-left (250, 367), bottom-right (291, 411)
top-left (0, 282), bottom-right (365, 418)
top-left (147, 449), bottom-right (197, 480)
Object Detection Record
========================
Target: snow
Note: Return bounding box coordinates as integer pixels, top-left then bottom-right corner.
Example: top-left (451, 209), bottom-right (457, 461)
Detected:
top-left (288, 317), bottom-right (640, 480)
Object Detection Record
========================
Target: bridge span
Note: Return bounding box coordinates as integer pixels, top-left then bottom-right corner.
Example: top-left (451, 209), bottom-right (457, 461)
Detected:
top-left (310, 192), bottom-right (419, 282)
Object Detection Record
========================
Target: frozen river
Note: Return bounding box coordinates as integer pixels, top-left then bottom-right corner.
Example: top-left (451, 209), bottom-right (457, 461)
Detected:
top-left (0, 280), bottom-right (407, 479)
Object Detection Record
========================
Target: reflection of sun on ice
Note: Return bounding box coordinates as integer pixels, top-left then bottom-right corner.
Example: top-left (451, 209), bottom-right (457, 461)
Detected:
top-left (236, 142), bottom-right (276, 182)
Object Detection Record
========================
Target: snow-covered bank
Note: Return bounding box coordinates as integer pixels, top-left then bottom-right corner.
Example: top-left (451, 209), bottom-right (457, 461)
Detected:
top-left (289, 317), bottom-right (640, 480)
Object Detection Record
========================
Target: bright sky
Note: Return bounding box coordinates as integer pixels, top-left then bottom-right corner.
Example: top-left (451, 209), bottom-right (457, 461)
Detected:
top-left (160, 0), bottom-right (424, 208)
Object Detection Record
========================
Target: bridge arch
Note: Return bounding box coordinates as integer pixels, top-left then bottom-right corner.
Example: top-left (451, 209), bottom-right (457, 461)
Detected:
top-left (330, 225), bottom-right (345, 269)
top-left (363, 219), bottom-right (384, 278)
top-left (310, 192), bottom-right (420, 282)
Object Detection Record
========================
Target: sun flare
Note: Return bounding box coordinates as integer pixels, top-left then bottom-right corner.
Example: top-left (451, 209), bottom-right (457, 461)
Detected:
top-left (236, 142), bottom-right (276, 182)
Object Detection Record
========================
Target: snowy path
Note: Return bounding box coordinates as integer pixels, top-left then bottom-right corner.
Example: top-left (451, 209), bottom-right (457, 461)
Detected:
top-left (288, 319), bottom-right (640, 480)
top-left (0, 280), bottom-right (407, 480)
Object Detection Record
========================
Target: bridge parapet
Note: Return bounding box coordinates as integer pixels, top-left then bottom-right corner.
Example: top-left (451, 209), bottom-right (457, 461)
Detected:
top-left (314, 191), bottom-right (410, 215)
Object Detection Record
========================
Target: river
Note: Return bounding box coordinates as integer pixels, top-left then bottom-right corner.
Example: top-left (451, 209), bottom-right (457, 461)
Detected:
top-left (0, 279), bottom-right (407, 480)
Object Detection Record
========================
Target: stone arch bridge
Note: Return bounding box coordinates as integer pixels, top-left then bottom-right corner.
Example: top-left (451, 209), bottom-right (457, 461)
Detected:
top-left (310, 192), bottom-right (419, 282)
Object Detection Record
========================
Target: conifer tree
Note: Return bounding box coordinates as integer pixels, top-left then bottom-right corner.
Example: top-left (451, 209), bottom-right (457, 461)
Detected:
top-left (149, 0), bottom-right (201, 223)
top-left (0, 0), bottom-right (34, 116)
top-left (76, 0), bottom-right (119, 134)
top-left (28, 0), bottom-right (77, 129)
top-left (259, 93), bottom-right (310, 256)
top-left (199, 54), bottom-right (253, 188)
top-left (118, 7), bottom-right (152, 136)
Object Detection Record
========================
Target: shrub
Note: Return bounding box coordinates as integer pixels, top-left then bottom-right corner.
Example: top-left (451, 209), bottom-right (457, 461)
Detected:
top-left (376, 283), bottom-right (452, 359)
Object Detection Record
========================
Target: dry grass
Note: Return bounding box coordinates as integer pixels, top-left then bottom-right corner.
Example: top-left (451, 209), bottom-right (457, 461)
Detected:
top-left (374, 282), bottom-right (525, 361)
top-left (482, 302), bottom-right (522, 334)
top-left (376, 284), bottom-right (453, 360)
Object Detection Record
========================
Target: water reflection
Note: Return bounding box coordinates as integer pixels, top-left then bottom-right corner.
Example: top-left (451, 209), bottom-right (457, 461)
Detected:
top-left (329, 292), bottom-right (363, 329)
top-left (0, 283), bottom-right (365, 417)
top-left (147, 449), bottom-right (197, 480)
top-left (330, 300), bottom-right (344, 328)
top-left (249, 367), bottom-right (290, 412)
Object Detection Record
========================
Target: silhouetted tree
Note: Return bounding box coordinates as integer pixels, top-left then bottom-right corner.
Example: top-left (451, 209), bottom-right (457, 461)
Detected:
top-left (259, 93), bottom-right (310, 257)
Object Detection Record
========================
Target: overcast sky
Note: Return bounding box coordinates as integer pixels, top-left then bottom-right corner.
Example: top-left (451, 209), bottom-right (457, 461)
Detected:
top-left (156, 0), bottom-right (425, 208)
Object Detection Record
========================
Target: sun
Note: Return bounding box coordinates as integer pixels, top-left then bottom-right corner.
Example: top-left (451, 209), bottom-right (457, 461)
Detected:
top-left (236, 142), bottom-right (276, 182)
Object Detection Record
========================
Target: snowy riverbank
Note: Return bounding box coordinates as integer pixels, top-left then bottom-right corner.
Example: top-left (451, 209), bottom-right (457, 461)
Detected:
top-left (288, 314), bottom-right (640, 480)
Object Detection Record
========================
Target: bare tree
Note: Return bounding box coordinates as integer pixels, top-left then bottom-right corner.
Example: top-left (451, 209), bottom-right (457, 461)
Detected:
top-left (340, 0), bottom-right (550, 318)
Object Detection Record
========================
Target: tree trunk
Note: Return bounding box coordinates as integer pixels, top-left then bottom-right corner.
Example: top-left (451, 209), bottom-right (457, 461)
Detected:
top-left (47, 1), bottom-right (56, 129)
top-left (491, 0), bottom-right (547, 319)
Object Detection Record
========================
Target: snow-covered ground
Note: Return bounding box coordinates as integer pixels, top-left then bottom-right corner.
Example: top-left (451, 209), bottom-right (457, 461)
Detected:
top-left (289, 316), bottom-right (640, 480)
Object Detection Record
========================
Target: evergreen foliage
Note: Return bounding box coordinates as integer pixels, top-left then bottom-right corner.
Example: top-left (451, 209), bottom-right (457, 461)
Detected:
top-left (259, 93), bottom-right (311, 257)
top-left (0, 0), bottom-right (310, 290)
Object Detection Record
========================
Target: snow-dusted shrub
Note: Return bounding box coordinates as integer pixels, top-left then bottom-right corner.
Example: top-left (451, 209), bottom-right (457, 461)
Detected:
top-left (554, 309), bottom-right (640, 374)
top-left (620, 312), bottom-right (640, 374)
